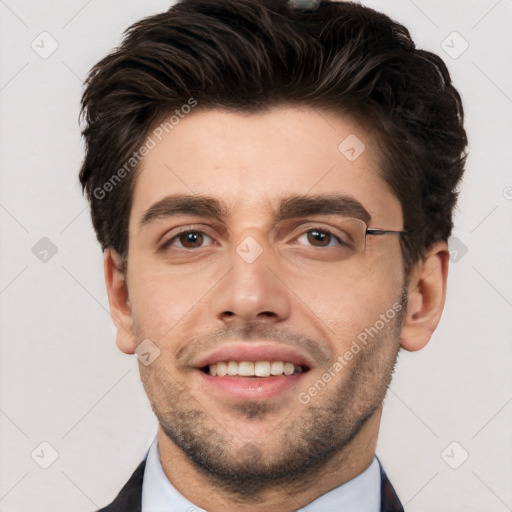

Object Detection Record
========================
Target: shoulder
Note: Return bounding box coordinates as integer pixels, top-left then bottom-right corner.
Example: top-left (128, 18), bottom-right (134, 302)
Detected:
top-left (97, 458), bottom-right (146, 512)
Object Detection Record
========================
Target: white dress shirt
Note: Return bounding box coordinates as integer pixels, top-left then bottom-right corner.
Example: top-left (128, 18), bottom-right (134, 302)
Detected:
top-left (142, 436), bottom-right (381, 512)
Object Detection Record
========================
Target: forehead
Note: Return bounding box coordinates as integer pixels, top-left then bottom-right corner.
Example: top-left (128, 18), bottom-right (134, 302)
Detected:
top-left (130, 106), bottom-right (402, 228)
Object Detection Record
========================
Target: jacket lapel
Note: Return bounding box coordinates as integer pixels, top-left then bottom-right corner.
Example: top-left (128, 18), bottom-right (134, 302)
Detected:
top-left (379, 461), bottom-right (405, 512)
top-left (98, 459), bottom-right (146, 512)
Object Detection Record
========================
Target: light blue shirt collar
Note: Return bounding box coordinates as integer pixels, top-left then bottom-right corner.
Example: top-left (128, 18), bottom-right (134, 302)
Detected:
top-left (142, 436), bottom-right (381, 512)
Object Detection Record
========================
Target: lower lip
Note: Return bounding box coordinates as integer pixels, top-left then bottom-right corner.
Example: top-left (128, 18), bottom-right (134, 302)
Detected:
top-left (197, 370), bottom-right (307, 400)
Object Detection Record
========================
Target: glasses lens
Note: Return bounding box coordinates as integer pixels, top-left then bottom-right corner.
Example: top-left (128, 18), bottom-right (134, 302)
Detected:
top-left (336, 218), bottom-right (367, 253)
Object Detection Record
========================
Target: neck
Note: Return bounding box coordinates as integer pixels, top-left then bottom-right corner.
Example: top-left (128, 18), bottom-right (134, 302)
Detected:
top-left (156, 407), bottom-right (382, 512)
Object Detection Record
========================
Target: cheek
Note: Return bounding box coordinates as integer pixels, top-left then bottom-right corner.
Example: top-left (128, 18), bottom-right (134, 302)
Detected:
top-left (303, 287), bottom-right (386, 345)
top-left (126, 265), bottom-right (212, 340)
top-left (288, 259), bottom-right (403, 350)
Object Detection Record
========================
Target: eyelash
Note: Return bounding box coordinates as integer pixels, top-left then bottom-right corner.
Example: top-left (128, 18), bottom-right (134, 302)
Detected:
top-left (160, 226), bottom-right (346, 250)
top-left (160, 229), bottom-right (214, 250)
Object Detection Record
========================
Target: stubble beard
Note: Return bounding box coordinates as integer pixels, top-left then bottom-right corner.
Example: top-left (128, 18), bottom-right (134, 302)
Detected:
top-left (140, 294), bottom-right (406, 501)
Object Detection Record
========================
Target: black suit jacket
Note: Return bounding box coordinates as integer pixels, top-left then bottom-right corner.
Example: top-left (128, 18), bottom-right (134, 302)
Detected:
top-left (98, 457), bottom-right (404, 512)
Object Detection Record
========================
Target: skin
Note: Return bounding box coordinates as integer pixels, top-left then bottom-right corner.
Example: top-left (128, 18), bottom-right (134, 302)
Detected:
top-left (104, 106), bottom-right (449, 511)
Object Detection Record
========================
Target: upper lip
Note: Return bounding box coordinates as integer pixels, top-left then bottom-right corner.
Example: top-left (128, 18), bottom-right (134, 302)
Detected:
top-left (194, 343), bottom-right (314, 369)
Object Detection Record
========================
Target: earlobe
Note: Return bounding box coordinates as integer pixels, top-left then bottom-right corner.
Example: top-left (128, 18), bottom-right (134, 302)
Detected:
top-left (400, 241), bottom-right (449, 352)
top-left (103, 249), bottom-right (136, 354)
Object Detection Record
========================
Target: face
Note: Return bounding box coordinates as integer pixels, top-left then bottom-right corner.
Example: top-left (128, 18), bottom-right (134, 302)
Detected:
top-left (118, 106), bottom-right (407, 496)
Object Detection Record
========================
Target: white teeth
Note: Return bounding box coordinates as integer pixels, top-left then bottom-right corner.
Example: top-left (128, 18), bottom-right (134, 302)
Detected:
top-left (206, 360), bottom-right (305, 377)
top-left (254, 361), bottom-right (270, 377)
top-left (217, 361), bottom-right (227, 377)
top-left (227, 361), bottom-right (238, 376)
top-left (270, 361), bottom-right (284, 375)
top-left (284, 362), bottom-right (294, 375)
top-left (238, 361), bottom-right (254, 376)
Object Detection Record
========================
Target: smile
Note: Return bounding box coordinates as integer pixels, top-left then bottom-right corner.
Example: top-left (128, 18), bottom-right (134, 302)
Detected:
top-left (201, 360), bottom-right (309, 377)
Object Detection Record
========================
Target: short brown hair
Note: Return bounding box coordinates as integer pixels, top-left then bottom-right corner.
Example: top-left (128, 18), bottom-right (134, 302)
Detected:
top-left (79, 0), bottom-right (468, 274)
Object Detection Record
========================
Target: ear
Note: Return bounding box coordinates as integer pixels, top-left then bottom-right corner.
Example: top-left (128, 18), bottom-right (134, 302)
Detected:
top-left (400, 241), bottom-right (449, 351)
top-left (104, 249), bottom-right (136, 354)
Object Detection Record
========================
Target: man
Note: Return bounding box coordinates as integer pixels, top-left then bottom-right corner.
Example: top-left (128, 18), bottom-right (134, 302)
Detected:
top-left (79, 0), bottom-right (467, 510)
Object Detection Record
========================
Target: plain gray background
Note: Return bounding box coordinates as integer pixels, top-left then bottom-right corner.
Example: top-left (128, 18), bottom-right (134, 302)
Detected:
top-left (0, 1), bottom-right (511, 511)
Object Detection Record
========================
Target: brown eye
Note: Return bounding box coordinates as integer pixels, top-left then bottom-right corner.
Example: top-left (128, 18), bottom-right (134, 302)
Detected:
top-left (178, 231), bottom-right (204, 248)
top-left (161, 230), bottom-right (214, 251)
top-left (298, 228), bottom-right (344, 248)
top-left (306, 229), bottom-right (332, 247)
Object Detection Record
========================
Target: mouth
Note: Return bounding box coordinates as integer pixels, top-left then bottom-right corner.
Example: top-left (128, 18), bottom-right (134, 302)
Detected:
top-left (198, 360), bottom-right (310, 377)
top-left (193, 344), bottom-right (313, 399)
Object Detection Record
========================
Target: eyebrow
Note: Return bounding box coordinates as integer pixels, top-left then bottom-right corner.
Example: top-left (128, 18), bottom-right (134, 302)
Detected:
top-left (139, 194), bottom-right (228, 226)
top-left (139, 193), bottom-right (371, 228)
top-left (278, 194), bottom-right (371, 224)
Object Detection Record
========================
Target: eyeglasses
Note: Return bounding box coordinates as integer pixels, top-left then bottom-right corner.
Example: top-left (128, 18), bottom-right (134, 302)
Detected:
top-left (156, 217), bottom-right (407, 262)
top-left (297, 217), bottom-right (407, 255)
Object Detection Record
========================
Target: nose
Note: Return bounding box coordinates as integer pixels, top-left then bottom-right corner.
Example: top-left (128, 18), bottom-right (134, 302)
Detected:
top-left (209, 236), bottom-right (292, 325)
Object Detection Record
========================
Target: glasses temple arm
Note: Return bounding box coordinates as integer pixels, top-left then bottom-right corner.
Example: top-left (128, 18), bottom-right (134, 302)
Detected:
top-left (365, 228), bottom-right (407, 236)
